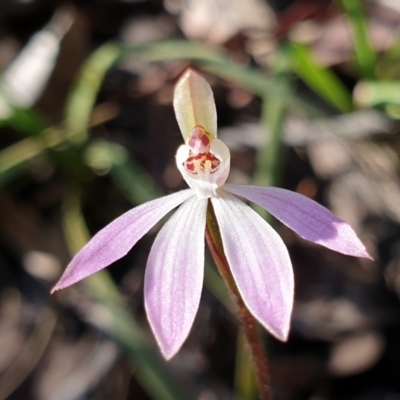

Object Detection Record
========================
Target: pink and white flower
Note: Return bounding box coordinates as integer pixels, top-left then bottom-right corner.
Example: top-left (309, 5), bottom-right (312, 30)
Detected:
top-left (52, 69), bottom-right (371, 360)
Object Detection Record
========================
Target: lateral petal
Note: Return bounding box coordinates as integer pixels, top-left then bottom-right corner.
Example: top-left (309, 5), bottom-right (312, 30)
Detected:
top-left (225, 184), bottom-right (372, 259)
top-left (211, 192), bottom-right (294, 341)
top-left (145, 196), bottom-right (207, 359)
top-left (52, 189), bottom-right (195, 292)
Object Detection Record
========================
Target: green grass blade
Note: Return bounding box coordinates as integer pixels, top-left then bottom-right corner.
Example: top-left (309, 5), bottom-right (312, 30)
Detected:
top-left (65, 43), bottom-right (121, 145)
top-left (0, 137), bottom-right (45, 185)
top-left (7, 108), bottom-right (48, 136)
top-left (84, 140), bottom-right (161, 203)
top-left (339, 0), bottom-right (377, 79)
top-left (120, 40), bottom-right (326, 117)
top-left (289, 42), bottom-right (353, 112)
top-left (253, 48), bottom-right (290, 221)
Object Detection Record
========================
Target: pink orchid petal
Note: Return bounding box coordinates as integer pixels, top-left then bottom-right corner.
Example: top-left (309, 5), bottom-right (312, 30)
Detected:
top-left (145, 196), bottom-right (207, 359)
top-left (211, 192), bottom-right (294, 341)
top-left (51, 189), bottom-right (195, 292)
top-left (224, 184), bottom-right (372, 259)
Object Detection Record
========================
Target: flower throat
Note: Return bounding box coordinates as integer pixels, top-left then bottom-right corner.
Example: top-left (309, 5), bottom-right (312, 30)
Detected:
top-left (184, 126), bottom-right (220, 175)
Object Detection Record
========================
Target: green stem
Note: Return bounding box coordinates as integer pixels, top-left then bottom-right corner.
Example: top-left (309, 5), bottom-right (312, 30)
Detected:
top-left (205, 204), bottom-right (272, 400)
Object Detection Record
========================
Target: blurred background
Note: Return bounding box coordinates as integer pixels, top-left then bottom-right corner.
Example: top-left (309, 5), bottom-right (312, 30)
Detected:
top-left (1, 0), bottom-right (400, 399)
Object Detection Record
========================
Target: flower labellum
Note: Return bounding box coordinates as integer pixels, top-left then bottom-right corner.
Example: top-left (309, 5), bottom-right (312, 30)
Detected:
top-left (52, 69), bottom-right (372, 360)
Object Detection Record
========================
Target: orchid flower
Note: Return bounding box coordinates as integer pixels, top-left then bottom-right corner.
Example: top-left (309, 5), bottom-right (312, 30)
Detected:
top-left (52, 69), bottom-right (371, 360)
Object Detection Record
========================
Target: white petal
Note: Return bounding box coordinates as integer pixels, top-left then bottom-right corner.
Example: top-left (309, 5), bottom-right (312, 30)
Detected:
top-left (211, 191), bottom-right (294, 340)
top-left (145, 196), bottom-right (208, 359)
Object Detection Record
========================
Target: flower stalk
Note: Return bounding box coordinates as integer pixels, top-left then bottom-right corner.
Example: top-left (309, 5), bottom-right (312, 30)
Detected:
top-left (205, 203), bottom-right (272, 400)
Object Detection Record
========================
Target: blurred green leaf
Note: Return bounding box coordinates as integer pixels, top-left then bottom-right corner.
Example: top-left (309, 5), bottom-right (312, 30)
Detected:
top-left (255, 48), bottom-right (290, 187)
top-left (120, 40), bottom-right (325, 117)
top-left (65, 43), bottom-right (121, 145)
top-left (0, 104), bottom-right (119, 186)
top-left (377, 30), bottom-right (400, 79)
top-left (253, 48), bottom-right (290, 222)
top-left (7, 108), bottom-right (48, 136)
top-left (339, 0), bottom-right (377, 79)
top-left (0, 71), bottom-right (48, 135)
top-left (0, 104), bottom-right (48, 136)
top-left (0, 137), bottom-right (45, 185)
top-left (354, 80), bottom-right (400, 107)
top-left (289, 43), bottom-right (353, 112)
top-left (84, 141), bottom-right (161, 204)
top-left (63, 39), bottom-right (327, 155)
